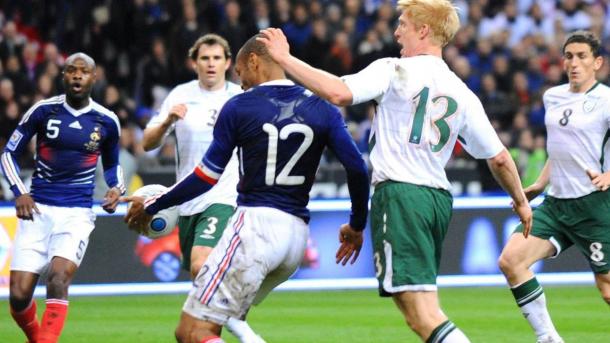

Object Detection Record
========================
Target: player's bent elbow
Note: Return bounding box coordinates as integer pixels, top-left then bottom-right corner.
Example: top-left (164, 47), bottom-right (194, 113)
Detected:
top-left (326, 88), bottom-right (353, 107)
top-left (141, 134), bottom-right (160, 151)
top-left (487, 149), bottom-right (511, 170)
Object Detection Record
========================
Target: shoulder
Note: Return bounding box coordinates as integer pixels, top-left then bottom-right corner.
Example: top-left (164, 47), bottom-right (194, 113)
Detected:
top-left (225, 81), bottom-right (243, 96)
top-left (91, 100), bottom-right (121, 133)
top-left (589, 82), bottom-right (610, 97)
top-left (542, 84), bottom-right (571, 105)
top-left (20, 95), bottom-right (65, 124)
top-left (543, 84), bottom-right (570, 98)
top-left (168, 80), bottom-right (198, 97)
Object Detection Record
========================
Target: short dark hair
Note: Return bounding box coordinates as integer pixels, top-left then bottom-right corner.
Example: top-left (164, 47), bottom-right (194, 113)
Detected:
top-left (188, 34), bottom-right (231, 60)
top-left (563, 30), bottom-right (602, 57)
top-left (237, 34), bottom-right (270, 62)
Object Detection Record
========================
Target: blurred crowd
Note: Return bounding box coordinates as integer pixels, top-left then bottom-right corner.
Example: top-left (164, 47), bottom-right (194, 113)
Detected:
top-left (1, 0), bottom-right (610, 200)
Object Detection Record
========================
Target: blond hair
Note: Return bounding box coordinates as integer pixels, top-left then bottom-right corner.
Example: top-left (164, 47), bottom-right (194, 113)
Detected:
top-left (188, 34), bottom-right (232, 60)
top-left (397, 0), bottom-right (460, 47)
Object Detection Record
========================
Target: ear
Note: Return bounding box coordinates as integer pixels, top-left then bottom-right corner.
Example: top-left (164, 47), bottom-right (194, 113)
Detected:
top-left (224, 57), bottom-right (232, 72)
top-left (594, 55), bottom-right (604, 71)
top-left (419, 24), bottom-right (430, 40)
top-left (247, 53), bottom-right (258, 69)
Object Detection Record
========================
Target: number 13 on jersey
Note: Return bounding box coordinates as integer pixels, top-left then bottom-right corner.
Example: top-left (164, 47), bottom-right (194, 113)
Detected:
top-left (409, 86), bottom-right (457, 152)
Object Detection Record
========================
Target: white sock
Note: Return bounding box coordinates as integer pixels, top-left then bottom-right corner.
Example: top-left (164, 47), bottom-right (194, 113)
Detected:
top-left (441, 328), bottom-right (470, 343)
top-left (519, 293), bottom-right (561, 340)
top-left (225, 317), bottom-right (266, 343)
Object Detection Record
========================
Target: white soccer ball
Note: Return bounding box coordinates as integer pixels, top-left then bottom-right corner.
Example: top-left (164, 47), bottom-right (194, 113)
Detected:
top-left (131, 184), bottom-right (179, 239)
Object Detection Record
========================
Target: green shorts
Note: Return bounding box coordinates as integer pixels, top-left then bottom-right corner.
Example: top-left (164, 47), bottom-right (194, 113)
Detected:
top-left (371, 181), bottom-right (453, 296)
top-left (514, 191), bottom-right (610, 273)
top-left (178, 204), bottom-right (235, 271)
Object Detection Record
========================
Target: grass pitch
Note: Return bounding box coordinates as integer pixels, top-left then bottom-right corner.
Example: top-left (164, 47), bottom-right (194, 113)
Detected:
top-left (0, 286), bottom-right (607, 342)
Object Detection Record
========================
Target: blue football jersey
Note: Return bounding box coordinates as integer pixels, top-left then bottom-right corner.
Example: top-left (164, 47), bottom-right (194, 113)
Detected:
top-left (201, 80), bottom-right (369, 224)
top-left (1, 95), bottom-right (125, 208)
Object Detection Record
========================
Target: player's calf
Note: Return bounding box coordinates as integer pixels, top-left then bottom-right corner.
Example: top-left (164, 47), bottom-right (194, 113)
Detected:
top-left (594, 271), bottom-right (610, 305)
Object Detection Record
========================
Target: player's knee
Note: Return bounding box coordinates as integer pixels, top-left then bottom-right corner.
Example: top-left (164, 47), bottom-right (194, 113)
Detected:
top-left (46, 271), bottom-right (70, 295)
top-left (9, 281), bottom-right (33, 311)
top-left (8, 293), bottom-right (32, 312)
top-left (498, 250), bottom-right (518, 275)
top-left (599, 288), bottom-right (610, 305)
top-left (190, 263), bottom-right (202, 279)
top-left (402, 310), bottom-right (434, 338)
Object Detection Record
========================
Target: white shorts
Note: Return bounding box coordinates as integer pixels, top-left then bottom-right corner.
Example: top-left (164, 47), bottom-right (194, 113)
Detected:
top-left (183, 206), bottom-right (309, 325)
top-left (10, 203), bottom-right (96, 274)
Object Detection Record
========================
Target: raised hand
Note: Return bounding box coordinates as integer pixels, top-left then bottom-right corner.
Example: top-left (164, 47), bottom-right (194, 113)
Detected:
top-left (257, 28), bottom-right (291, 64)
top-left (166, 104), bottom-right (187, 124)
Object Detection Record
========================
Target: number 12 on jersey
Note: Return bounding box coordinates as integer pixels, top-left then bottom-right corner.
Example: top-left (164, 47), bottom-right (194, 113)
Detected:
top-left (409, 86), bottom-right (457, 152)
top-left (262, 123), bottom-right (313, 186)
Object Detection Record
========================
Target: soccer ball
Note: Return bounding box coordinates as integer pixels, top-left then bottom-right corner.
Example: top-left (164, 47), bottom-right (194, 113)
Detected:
top-left (131, 184), bottom-right (179, 239)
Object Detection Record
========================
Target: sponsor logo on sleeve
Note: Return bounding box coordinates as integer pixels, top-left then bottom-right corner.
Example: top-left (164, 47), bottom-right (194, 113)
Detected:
top-left (7, 131), bottom-right (23, 151)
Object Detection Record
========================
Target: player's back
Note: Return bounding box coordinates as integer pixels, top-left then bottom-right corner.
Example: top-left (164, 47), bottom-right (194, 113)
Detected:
top-left (218, 81), bottom-right (345, 221)
top-left (357, 56), bottom-right (501, 190)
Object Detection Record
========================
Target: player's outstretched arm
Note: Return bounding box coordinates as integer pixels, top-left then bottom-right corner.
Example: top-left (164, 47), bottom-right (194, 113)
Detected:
top-left (487, 149), bottom-right (533, 237)
top-left (258, 28), bottom-right (353, 106)
top-left (120, 165), bottom-right (217, 233)
top-left (142, 104), bottom-right (187, 151)
top-left (121, 195), bottom-right (150, 234)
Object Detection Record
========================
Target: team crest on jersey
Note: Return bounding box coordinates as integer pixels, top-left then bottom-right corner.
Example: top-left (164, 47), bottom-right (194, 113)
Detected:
top-left (7, 130), bottom-right (23, 151)
top-left (84, 126), bottom-right (102, 151)
top-left (583, 99), bottom-right (596, 113)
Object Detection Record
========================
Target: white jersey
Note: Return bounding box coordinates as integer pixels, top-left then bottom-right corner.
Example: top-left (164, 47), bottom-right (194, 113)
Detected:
top-left (342, 56), bottom-right (504, 189)
top-left (543, 82), bottom-right (610, 198)
top-left (148, 80), bottom-right (242, 215)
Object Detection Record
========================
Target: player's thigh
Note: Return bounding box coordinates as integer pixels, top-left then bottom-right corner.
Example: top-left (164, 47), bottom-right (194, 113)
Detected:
top-left (11, 203), bottom-right (54, 274)
top-left (511, 198), bottom-right (572, 259)
top-left (253, 215), bottom-right (308, 305)
top-left (371, 182), bottom-right (452, 293)
top-left (48, 206), bottom-right (95, 267)
top-left (501, 233), bottom-right (557, 269)
top-left (183, 207), bottom-right (307, 323)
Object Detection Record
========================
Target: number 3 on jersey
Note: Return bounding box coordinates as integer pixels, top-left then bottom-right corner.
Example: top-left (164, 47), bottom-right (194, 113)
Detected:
top-left (262, 123), bottom-right (313, 186)
top-left (409, 87), bottom-right (457, 152)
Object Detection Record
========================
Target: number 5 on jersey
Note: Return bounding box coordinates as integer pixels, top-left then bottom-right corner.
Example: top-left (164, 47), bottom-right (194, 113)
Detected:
top-left (262, 123), bottom-right (313, 186)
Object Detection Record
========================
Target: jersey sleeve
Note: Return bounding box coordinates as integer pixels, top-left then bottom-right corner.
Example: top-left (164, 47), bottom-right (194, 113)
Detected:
top-left (341, 58), bottom-right (394, 105)
top-left (100, 116), bottom-right (126, 194)
top-left (325, 107), bottom-right (370, 230)
top-left (0, 104), bottom-right (45, 197)
top-left (458, 96), bottom-right (504, 159)
top-left (200, 99), bottom-right (239, 178)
